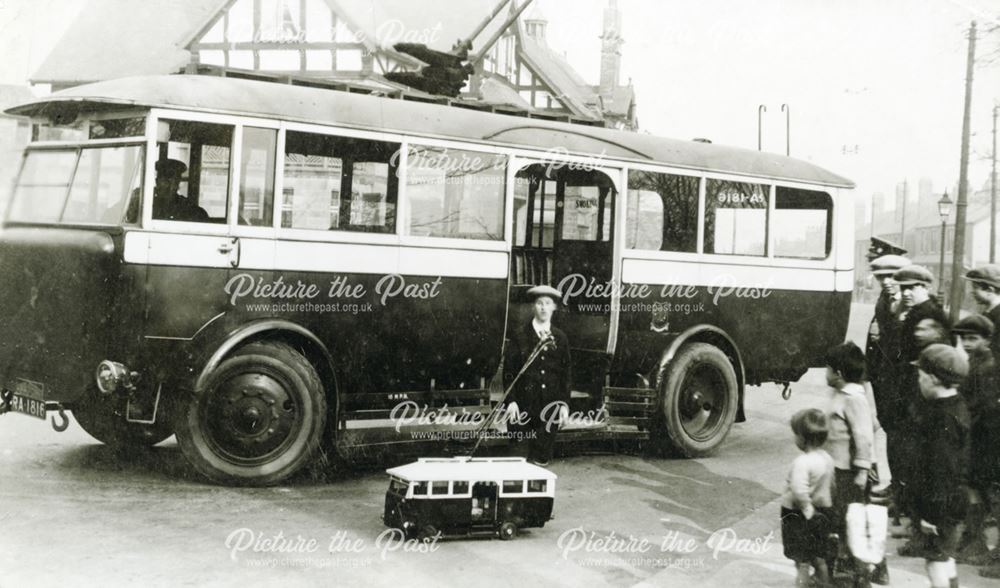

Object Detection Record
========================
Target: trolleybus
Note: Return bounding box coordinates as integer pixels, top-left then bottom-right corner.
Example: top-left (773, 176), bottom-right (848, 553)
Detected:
top-left (0, 74), bottom-right (855, 485)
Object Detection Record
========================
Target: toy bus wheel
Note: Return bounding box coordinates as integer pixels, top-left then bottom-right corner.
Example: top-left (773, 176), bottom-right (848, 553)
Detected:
top-left (656, 343), bottom-right (738, 457)
top-left (419, 525), bottom-right (438, 540)
top-left (498, 522), bottom-right (517, 540)
top-left (175, 341), bottom-right (326, 486)
top-left (72, 387), bottom-right (174, 450)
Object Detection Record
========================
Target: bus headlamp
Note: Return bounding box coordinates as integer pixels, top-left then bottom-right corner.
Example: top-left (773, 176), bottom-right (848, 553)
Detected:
top-left (95, 360), bottom-right (132, 395)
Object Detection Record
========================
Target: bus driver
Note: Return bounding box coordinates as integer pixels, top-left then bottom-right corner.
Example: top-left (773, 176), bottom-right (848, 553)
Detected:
top-left (151, 158), bottom-right (209, 222)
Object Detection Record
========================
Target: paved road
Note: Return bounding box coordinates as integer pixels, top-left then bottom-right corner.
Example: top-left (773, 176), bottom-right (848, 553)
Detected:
top-left (1, 304), bottom-right (997, 587)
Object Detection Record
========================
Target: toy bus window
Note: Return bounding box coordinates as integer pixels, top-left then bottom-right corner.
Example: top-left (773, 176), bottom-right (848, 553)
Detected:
top-left (773, 188), bottom-right (833, 260)
top-left (703, 179), bottom-right (768, 256)
top-left (413, 481), bottom-right (428, 495)
top-left (404, 145), bottom-right (506, 240)
top-left (238, 127), bottom-right (276, 227)
top-left (626, 171), bottom-right (699, 252)
top-left (453, 481), bottom-right (470, 495)
top-left (154, 119), bottom-right (233, 224)
top-left (527, 480), bottom-right (547, 493)
top-left (282, 130), bottom-right (398, 233)
top-left (431, 481), bottom-right (449, 496)
top-left (502, 480), bottom-right (524, 494)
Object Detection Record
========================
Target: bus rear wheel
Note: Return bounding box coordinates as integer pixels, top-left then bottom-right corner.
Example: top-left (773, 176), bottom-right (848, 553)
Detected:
top-left (72, 387), bottom-right (174, 450)
top-left (175, 341), bottom-right (326, 486)
top-left (498, 521), bottom-right (517, 540)
top-left (655, 343), bottom-right (738, 457)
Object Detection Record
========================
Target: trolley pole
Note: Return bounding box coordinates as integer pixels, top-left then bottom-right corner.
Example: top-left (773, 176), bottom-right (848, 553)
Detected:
top-left (949, 21), bottom-right (977, 322)
top-left (757, 105), bottom-right (766, 151)
top-left (991, 103), bottom-right (998, 263)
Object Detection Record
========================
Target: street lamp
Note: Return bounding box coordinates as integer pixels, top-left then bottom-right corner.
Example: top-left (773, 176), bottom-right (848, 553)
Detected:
top-left (938, 191), bottom-right (953, 297)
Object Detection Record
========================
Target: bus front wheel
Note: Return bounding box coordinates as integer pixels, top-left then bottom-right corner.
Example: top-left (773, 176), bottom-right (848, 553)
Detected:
top-left (655, 343), bottom-right (738, 457)
top-left (175, 340), bottom-right (326, 486)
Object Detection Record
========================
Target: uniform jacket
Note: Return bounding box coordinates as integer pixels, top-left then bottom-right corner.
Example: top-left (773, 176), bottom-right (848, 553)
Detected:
top-left (503, 321), bottom-right (572, 425)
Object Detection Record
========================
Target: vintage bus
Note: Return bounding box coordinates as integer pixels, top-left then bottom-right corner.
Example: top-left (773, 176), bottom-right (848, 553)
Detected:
top-left (0, 74), bottom-right (854, 486)
top-left (383, 456), bottom-right (556, 540)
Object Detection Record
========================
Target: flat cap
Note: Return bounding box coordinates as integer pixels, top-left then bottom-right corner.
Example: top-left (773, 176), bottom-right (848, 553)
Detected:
top-left (527, 285), bottom-right (562, 302)
top-left (911, 343), bottom-right (968, 385)
top-left (866, 237), bottom-right (907, 261)
top-left (952, 314), bottom-right (995, 338)
top-left (893, 264), bottom-right (933, 286)
top-left (964, 265), bottom-right (1000, 290)
top-left (869, 254), bottom-right (911, 276)
top-left (155, 158), bottom-right (187, 177)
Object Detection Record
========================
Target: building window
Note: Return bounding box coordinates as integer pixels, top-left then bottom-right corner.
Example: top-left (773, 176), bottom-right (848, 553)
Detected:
top-left (405, 146), bottom-right (505, 240)
top-left (626, 170), bottom-right (699, 252)
top-left (772, 187), bottom-right (832, 259)
top-left (703, 179), bottom-right (768, 256)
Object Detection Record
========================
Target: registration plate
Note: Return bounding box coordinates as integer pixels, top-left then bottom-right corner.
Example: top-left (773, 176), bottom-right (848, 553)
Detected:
top-left (8, 393), bottom-right (46, 419)
top-left (4, 379), bottom-right (47, 420)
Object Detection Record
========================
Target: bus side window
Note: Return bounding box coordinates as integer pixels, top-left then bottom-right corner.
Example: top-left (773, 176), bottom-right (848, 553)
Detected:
top-left (238, 127), bottom-right (276, 226)
top-left (431, 481), bottom-right (449, 496)
top-left (772, 188), bottom-right (833, 260)
top-left (154, 119), bottom-right (233, 224)
top-left (502, 480), bottom-right (524, 494)
top-left (413, 481), bottom-right (428, 496)
top-left (404, 145), bottom-right (505, 240)
top-left (281, 130), bottom-right (398, 233)
top-left (452, 481), bottom-right (469, 495)
top-left (527, 479), bottom-right (547, 493)
top-left (626, 170), bottom-right (699, 253)
top-left (703, 179), bottom-right (769, 256)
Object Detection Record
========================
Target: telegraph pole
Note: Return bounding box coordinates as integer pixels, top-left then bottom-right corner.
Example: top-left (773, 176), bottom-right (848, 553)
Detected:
top-left (949, 21), bottom-right (977, 321)
top-left (992, 103), bottom-right (998, 263)
top-left (900, 179), bottom-right (908, 247)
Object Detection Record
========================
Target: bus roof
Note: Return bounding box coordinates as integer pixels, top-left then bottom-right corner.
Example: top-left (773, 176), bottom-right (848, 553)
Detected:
top-left (386, 456), bottom-right (557, 483)
top-left (6, 75), bottom-right (854, 189)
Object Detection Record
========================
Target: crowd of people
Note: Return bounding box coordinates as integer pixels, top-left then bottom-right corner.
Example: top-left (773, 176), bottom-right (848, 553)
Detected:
top-left (780, 239), bottom-right (1000, 587)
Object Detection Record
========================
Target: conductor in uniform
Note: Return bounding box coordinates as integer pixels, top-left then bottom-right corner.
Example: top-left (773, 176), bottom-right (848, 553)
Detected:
top-left (503, 285), bottom-right (573, 466)
top-left (865, 253), bottom-right (910, 426)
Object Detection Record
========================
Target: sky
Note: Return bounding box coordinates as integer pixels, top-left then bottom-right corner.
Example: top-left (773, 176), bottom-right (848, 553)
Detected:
top-left (1, 0), bottom-right (998, 216)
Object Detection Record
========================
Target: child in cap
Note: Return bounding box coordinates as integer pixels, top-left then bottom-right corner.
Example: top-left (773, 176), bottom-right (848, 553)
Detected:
top-left (781, 408), bottom-right (835, 587)
top-left (951, 315), bottom-right (1000, 567)
top-left (912, 343), bottom-right (971, 588)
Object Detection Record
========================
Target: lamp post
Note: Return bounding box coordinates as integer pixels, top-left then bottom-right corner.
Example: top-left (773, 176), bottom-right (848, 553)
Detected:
top-left (938, 191), bottom-right (953, 298)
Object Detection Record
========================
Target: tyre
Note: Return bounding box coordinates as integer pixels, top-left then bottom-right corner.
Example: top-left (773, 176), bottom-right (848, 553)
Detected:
top-left (498, 521), bottom-right (517, 540)
top-left (175, 340), bottom-right (327, 486)
top-left (655, 343), bottom-right (738, 457)
top-left (72, 387), bottom-right (174, 450)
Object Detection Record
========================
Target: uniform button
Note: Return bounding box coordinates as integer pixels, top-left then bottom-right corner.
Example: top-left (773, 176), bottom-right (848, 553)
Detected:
top-left (541, 384), bottom-right (546, 389)
top-left (540, 370), bottom-right (545, 374)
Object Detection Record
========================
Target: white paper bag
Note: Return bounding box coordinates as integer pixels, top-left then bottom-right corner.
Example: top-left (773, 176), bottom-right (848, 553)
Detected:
top-left (845, 503), bottom-right (888, 564)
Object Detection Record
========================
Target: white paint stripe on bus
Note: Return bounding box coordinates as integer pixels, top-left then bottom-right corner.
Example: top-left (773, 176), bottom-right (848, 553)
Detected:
top-left (621, 258), bottom-right (853, 292)
top-left (126, 231), bottom-right (509, 279)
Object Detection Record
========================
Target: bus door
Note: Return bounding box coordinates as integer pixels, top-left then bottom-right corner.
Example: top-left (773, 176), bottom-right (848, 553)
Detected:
top-left (508, 161), bottom-right (620, 398)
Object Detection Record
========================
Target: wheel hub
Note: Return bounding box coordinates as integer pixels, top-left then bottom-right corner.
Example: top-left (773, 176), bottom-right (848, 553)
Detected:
top-left (205, 372), bottom-right (299, 463)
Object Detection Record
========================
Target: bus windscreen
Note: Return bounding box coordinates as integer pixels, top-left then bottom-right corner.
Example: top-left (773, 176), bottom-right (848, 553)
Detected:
top-left (8, 145), bottom-right (145, 225)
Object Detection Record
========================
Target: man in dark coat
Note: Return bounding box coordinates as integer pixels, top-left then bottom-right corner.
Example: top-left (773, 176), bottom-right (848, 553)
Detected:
top-left (865, 254), bottom-right (910, 430)
top-left (503, 285), bottom-right (572, 466)
top-left (892, 264), bottom-right (949, 546)
top-left (964, 265), bottom-right (1000, 366)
